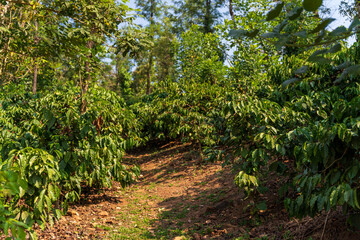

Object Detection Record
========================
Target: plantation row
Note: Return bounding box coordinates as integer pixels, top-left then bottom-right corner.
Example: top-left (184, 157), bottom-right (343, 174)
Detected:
top-left (2, 0), bottom-right (360, 239)
top-left (2, 42), bottom-right (360, 238)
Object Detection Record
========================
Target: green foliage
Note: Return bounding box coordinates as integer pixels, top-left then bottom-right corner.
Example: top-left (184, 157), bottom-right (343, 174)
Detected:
top-left (3, 0), bottom-right (360, 237)
top-left (171, 0), bottom-right (224, 34)
top-left (302, 0), bottom-right (323, 12)
top-left (218, 44), bottom-right (360, 219)
top-left (131, 81), bottom-right (230, 147)
top-left (178, 25), bottom-right (226, 85)
top-left (0, 170), bottom-right (35, 240)
top-left (0, 84), bottom-right (140, 238)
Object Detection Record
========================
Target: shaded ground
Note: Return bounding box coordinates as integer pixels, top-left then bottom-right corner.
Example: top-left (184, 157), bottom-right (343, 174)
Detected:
top-left (36, 142), bottom-right (360, 240)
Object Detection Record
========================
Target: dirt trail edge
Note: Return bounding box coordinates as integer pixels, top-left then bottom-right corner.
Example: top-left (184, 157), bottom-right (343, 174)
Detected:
top-left (36, 142), bottom-right (360, 240)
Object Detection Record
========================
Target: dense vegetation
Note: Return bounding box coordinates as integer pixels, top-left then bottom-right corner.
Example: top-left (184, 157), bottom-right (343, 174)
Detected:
top-left (1, 0), bottom-right (360, 239)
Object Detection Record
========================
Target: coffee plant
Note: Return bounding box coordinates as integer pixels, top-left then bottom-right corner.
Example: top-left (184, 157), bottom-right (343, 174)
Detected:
top-left (3, 0), bottom-right (360, 238)
top-left (0, 84), bottom-right (141, 239)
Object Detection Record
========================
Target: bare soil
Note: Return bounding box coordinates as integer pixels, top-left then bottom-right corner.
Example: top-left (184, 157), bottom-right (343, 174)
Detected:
top-left (36, 142), bottom-right (360, 239)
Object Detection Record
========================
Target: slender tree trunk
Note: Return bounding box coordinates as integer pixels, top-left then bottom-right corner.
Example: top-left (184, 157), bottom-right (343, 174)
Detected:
top-left (354, 0), bottom-right (360, 63)
top-left (204, 0), bottom-right (212, 33)
top-left (146, 55), bottom-right (152, 94)
top-left (146, 0), bottom-right (155, 95)
top-left (81, 28), bottom-right (96, 113)
top-left (33, 62), bottom-right (38, 94)
top-left (229, 0), bottom-right (235, 23)
top-left (0, 4), bottom-right (10, 82)
top-left (32, 20), bottom-right (38, 94)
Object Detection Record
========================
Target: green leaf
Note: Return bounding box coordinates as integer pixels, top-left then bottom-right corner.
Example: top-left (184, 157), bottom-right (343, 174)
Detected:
top-left (344, 64), bottom-right (360, 76)
top-left (294, 30), bottom-right (307, 38)
top-left (282, 78), bottom-right (301, 88)
top-left (330, 171), bottom-right (341, 185)
top-left (317, 110), bottom-right (327, 119)
top-left (309, 49), bottom-right (328, 58)
top-left (345, 190), bottom-right (351, 203)
top-left (303, 0), bottom-right (323, 12)
top-left (273, 20), bottom-right (288, 33)
top-left (354, 190), bottom-right (360, 209)
top-left (229, 29), bottom-right (247, 38)
top-left (330, 189), bottom-right (338, 206)
top-left (336, 65), bottom-right (360, 83)
top-left (327, 43), bottom-right (342, 54)
top-left (54, 209), bottom-right (62, 220)
top-left (248, 29), bottom-right (260, 37)
top-left (310, 195), bottom-right (318, 210)
top-left (48, 184), bottom-right (56, 201)
top-left (229, 29), bottom-right (259, 38)
top-left (274, 35), bottom-right (290, 49)
top-left (335, 61), bottom-right (351, 70)
top-left (348, 166), bottom-right (358, 179)
top-left (310, 18), bottom-right (335, 34)
top-left (266, 2), bottom-right (285, 21)
top-left (317, 195), bottom-right (325, 211)
top-left (329, 26), bottom-right (347, 37)
top-left (308, 56), bottom-right (331, 64)
top-left (349, 18), bottom-right (360, 31)
top-left (261, 32), bottom-right (279, 39)
top-left (37, 189), bottom-right (46, 213)
top-left (19, 186), bottom-right (26, 198)
top-left (294, 66), bottom-right (309, 75)
top-left (287, 7), bottom-right (303, 20)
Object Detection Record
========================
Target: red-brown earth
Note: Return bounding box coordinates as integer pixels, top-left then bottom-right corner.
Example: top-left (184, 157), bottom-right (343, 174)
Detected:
top-left (30, 142), bottom-right (360, 239)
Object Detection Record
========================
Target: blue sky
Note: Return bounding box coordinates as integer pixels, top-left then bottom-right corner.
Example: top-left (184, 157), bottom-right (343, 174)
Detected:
top-left (127, 0), bottom-right (352, 27)
top-left (122, 0), bottom-right (354, 69)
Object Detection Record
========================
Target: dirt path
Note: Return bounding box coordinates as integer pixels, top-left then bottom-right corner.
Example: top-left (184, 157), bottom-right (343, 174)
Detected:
top-left (36, 142), bottom-right (360, 240)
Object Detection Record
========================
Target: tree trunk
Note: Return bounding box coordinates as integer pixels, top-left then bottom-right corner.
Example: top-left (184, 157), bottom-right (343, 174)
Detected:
top-left (204, 0), bottom-right (212, 33)
top-left (32, 61), bottom-right (38, 94)
top-left (32, 20), bottom-right (38, 94)
top-left (146, 55), bottom-right (152, 94)
top-left (146, 0), bottom-right (155, 95)
top-left (229, 0), bottom-right (235, 23)
top-left (354, 0), bottom-right (360, 64)
top-left (81, 29), bottom-right (96, 113)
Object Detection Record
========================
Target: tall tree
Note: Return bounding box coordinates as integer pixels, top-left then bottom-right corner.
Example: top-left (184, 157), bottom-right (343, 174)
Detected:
top-left (152, 17), bottom-right (178, 83)
top-left (1, 0), bottom-right (133, 111)
top-left (172, 0), bottom-right (224, 34)
top-left (136, 0), bottom-right (162, 94)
